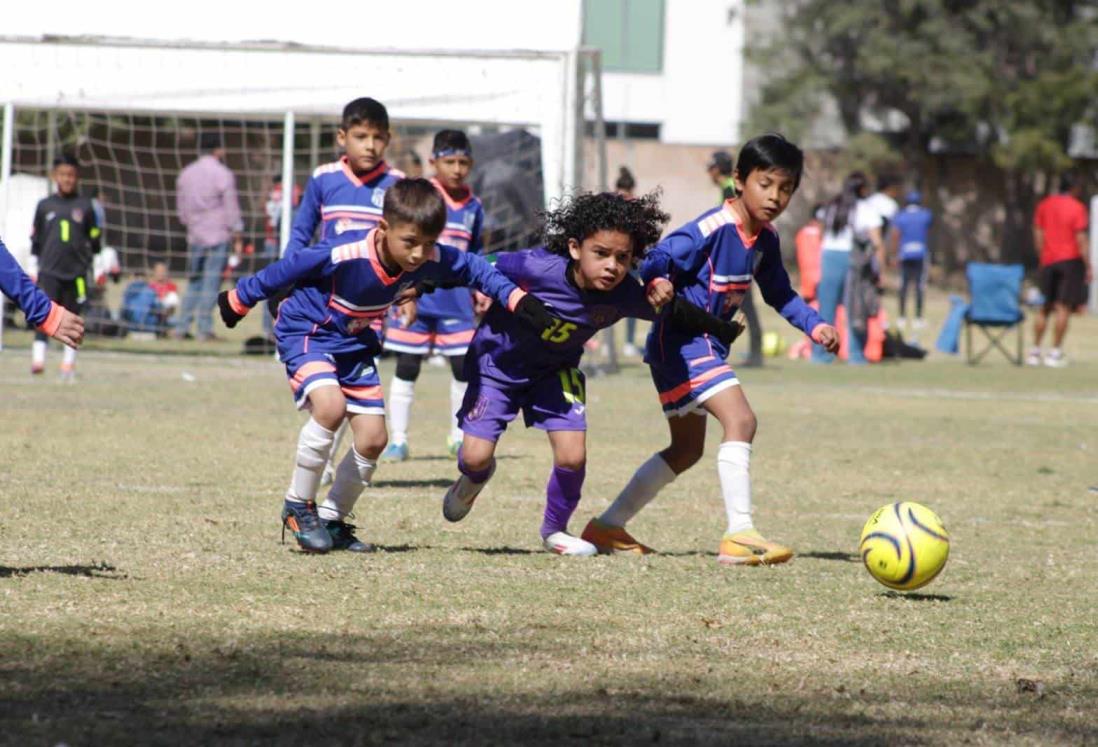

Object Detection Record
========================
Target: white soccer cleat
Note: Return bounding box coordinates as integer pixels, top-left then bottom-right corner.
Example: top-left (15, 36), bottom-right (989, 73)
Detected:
top-left (542, 531), bottom-right (598, 556)
top-left (1043, 350), bottom-right (1068, 368)
top-left (1025, 348), bottom-right (1042, 366)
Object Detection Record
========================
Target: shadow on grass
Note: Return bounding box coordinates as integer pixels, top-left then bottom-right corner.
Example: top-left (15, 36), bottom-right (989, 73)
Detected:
top-left (1, 629), bottom-right (1087, 746)
top-left (800, 551), bottom-right (859, 562)
top-left (371, 478), bottom-right (455, 489)
top-left (408, 454), bottom-right (522, 463)
top-left (879, 591), bottom-right (954, 602)
top-left (461, 546), bottom-right (539, 556)
top-left (0, 562), bottom-right (126, 580)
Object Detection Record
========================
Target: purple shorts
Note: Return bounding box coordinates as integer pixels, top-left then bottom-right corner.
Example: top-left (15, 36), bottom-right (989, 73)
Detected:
top-left (458, 368), bottom-right (587, 442)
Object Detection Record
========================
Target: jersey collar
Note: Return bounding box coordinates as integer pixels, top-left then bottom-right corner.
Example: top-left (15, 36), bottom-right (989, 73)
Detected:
top-left (341, 157), bottom-right (390, 188)
top-left (430, 177), bottom-right (474, 209)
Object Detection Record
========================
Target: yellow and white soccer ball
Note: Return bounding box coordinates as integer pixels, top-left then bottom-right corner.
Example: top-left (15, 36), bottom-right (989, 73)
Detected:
top-left (859, 501), bottom-right (950, 590)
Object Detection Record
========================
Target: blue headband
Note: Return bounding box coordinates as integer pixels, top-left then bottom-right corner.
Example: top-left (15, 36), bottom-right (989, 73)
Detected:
top-left (433, 146), bottom-right (472, 159)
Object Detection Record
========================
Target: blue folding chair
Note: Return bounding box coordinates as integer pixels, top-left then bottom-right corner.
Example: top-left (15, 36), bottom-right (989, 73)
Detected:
top-left (964, 263), bottom-right (1025, 365)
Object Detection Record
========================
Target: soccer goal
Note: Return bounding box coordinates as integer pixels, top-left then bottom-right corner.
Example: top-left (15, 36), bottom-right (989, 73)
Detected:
top-left (0, 36), bottom-right (609, 347)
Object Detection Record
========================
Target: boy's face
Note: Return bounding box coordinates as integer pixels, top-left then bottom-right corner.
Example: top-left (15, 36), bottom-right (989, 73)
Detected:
top-left (431, 154), bottom-right (473, 192)
top-left (337, 122), bottom-right (390, 175)
top-left (152, 262), bottom-right (168, 282)
top-left (734, 167), bottom-right (797, 224)
top-left (378, 219), bottom-right (439, 273)
top-left (54, 164), bottom-right (78, 195)
top-left (568, 229), bottom-right (634, 292)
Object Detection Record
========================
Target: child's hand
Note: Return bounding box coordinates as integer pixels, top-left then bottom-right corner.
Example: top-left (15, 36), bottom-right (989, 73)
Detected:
top-left (646, 278), bottom-right (674, 310)
top-left (51, 308), bottom-right (85, 347)
top-left (473, 290), bottom-right (493, 316)
top-left (811, 323), bottom-right (840, 353)
top-left (514, 294), bottom-right (555, 334)
top-left (400, 298), bottom-right (418, 327)
top-left (217, 290), bottom-right (248, 328)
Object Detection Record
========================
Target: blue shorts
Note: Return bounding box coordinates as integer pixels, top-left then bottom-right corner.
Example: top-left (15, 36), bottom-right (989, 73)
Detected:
top-left (458, 368), bottom-right (587, 442)
top-left (382, 315), bottom-right (476, 356)
top-left (649, 345), bottom-right (739, 418)
top-left (280, 337), bottom-right (384, 416)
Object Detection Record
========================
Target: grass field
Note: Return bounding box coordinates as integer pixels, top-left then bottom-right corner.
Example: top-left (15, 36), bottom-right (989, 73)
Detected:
top-left (1, 297), bottom-right (1096, 746)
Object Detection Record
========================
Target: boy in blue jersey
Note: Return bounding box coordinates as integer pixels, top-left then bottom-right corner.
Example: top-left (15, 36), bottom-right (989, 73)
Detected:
top-left (218, 179), bottom-right (553, 554)
top-left (1, 236), bottom-right (85, 348)
top-left (440, 192), bottom-right (743, 555)
top-left (382, 130), bottom-right (486, 461)
top-left (891, 190), bottom-right (933, 336)
top-left (584, 134), bottom-right (840, 565)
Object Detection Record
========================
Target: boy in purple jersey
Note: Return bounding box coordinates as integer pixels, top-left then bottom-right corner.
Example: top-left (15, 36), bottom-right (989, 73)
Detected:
top-left (440, 192), bottom-right (743, 555)
top-left (218, 180), bottom-right (553, 554)
top-left (0, 236), bottom-right (85, 348)
top-left (583, 134), bottom-right (840, 565)
top-left (382, 130), bottom-right (486, 461)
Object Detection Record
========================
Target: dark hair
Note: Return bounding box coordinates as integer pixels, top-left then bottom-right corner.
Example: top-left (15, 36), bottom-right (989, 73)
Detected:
top-left (341, 97), bottom-right (389, 131)
top-left (735, 133), bottom-right (804, 190)
top-left (542, 190), bottom-right (668, 262)
top-left (708, 151), bottom-right (734, 176)
top-left (432, 129), bottom-right (472, 155)
top-left (824, 171), bottom-right (869, 234)
top-left (199, 132), bottom-right (222, 151)
top-left (382, 178), bottom-right (446, 236)
top-left (406, 150), bottom-right (423, 167)
top-left (615, 166), bottom-right (636, 193)
top-left (53, 153), bottom-right (79, 169)
top-left (1059, 172), bottom-right (1078, 193)
top-left (876, 173), bottom-right (902, 192)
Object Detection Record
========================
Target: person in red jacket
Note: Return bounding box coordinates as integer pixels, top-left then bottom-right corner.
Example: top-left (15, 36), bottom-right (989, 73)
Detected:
top-left (1029, 174), bottom-right (1090, 367)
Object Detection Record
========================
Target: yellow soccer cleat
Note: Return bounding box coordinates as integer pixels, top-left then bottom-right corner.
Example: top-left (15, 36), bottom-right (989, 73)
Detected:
top-left (580, 518), bottom-right (656, 555)
top-left (718, 529), bottom-right (794, 566)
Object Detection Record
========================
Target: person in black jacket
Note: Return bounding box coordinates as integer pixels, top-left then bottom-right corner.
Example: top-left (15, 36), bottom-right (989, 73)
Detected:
top-left (30, 153), bottom-right (100, 380)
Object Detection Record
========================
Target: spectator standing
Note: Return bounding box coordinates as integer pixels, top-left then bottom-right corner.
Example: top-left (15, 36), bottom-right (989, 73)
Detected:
top-left (1029, 174), bottom-right (1090, 367)
top-left (173, 132), bottom-right (243, 341)
top-left (891, 190), bottom-right (933, 337)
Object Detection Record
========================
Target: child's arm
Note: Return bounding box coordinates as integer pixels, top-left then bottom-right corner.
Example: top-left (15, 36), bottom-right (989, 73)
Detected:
top-left (433, 246), bottom-right (552, 332)
top-left (285, 175), bottom-right (322, 255)
top-left (620, 274), bottom-right (741, 345)
top-left (218, 239), bottom-right (337, 326)
top-left (0, 238), bottom-right (83, 346)
top-left (754, 243), bottom-right (837, 349)
top-left (638, 224), bottom-right (710, 289)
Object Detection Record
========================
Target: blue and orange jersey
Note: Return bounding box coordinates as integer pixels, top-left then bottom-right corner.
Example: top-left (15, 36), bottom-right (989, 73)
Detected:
top-left (0, 237), bottom-right (63, 334)
top-left (229, 228), bottom-right (524, 356)
top-left (893, 204), bottom-right (933, 261)
top-left (415, 178), bottom-right (485, 321)
top-left (285, 157), bottom-right (404, 254)
top-left (640, 199), bottom-right (823, 363)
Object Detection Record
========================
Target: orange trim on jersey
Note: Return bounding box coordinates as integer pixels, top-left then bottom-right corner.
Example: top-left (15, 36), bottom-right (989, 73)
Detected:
top-left (688, 355), bottom-right (715, 366)
top-left (228, 289), bottom-right (250, 315)
top-left (430, 177), bottom-right (475, 210)
top-left (658, 364), bottom-right (734, 405)
top-left (384, 327), bottom-right (432, 343)
top-left (367, 229), bottom-right (402, 286)
top-left (434, 330), bottom-right (475, 345)
top-left (506, 288), bottom-right (527, 311)
top-left (292, 361), bottom-right (337, 382)
top-left (341, 384), bottom-right (383, 400)
top-left (327, 297), bottom-right (387, 319)
top-left (721, 199), bottom-right (765, 248)
top-left (37, 301), bottom-right (64, 337)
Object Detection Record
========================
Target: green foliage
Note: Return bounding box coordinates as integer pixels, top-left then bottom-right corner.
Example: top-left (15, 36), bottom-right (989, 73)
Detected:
top-left (747, 0), bottom-right (1098, 173)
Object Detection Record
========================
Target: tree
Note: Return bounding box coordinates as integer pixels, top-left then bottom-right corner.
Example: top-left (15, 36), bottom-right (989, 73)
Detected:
top-left (747, 0), bottom-right (1098, 261)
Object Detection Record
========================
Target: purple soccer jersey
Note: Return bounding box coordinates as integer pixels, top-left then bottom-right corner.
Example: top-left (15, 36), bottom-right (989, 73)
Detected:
top-left (459, 248), bottom-right (658, 442)
top-left (467, 248), bottom-right (656, 386)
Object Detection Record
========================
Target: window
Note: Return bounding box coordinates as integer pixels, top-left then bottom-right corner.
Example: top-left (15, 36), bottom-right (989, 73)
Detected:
top-left (583, 0), bottom-right (665, 74)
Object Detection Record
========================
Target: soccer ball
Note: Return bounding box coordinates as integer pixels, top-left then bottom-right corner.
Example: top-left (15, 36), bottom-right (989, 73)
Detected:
top-left (859, 501), bottom-right (950, 591)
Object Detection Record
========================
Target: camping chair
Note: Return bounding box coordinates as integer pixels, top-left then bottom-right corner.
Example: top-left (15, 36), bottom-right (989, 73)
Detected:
top-left (964, 263), bottom-right (1024, 365)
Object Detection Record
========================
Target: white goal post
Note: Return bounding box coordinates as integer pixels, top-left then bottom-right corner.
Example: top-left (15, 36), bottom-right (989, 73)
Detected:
top-left (0, 36), bottom-right (607, 348)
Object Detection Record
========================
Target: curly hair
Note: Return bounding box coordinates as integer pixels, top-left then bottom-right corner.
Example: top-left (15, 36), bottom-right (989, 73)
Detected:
top-left (542, 190), bottom-right (668, 262)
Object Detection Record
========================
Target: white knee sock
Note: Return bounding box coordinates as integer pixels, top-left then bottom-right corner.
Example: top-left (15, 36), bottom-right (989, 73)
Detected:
top-left (320, 446), bottom-right (378, 521)
top-left (388, 377), bottom-right (415, 446)
top-left (449, 378), bottom-right (467, 441)
top-left (285, 418), bottom-right (336, 504)
top-left (599, 453), bottom-right (676, 528)
top-left (32, 340), bottom-right (47, 368)
top-left (61, 344), bottom-right (77, 371)
top-left (718, 441), bottom-right (753, 534)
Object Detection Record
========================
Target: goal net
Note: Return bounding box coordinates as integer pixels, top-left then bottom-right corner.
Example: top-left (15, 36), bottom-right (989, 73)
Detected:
top-left (0, 37), bottom-right (607, 345)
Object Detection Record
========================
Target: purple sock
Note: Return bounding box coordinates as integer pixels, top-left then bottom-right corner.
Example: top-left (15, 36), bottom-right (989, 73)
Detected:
top-left (541, 465), bottom-right (586, 539)
top-left (458, 449), bottom-right (494, 484)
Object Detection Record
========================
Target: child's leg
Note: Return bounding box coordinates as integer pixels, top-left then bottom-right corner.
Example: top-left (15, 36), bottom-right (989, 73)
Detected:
top-left (598, 412), bottom-right (705, 529)
top-left (31, 332), bottom-right (47, 373)
top-left (320, 412), bottom-right (386, 523)
top-left (703, 386), bottom-right (792, 564)
top-left (286, 386), bottom-right (345, 505)
top-left (542, 430), bottom-right (586, 539)
top-left (387, 352), bottom-right (421, 450)
top-left (448, 354), bottom-right (468, 449)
